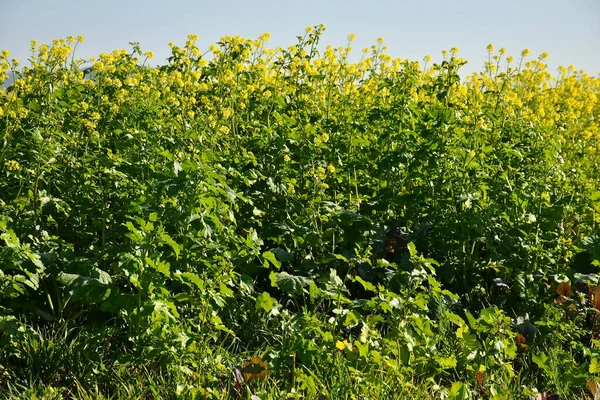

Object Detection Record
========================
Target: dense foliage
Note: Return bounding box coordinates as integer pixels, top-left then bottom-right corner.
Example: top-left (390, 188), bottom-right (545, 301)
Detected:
top-left (1, 26), bottom-right (600, 399)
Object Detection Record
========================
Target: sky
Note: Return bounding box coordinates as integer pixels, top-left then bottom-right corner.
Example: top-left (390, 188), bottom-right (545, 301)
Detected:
top-left (1, 0), bottom-right (599, 78)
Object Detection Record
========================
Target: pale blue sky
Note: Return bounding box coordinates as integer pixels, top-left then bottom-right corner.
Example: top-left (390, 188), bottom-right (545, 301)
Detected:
top-left (1, 0), bottom-right (599, 77)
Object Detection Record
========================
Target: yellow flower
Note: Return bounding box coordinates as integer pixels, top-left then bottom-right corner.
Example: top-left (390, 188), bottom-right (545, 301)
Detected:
top-left (521, 48), bottom-right (530, 58)
top-left (327, 164), bottom-right (335, 173)
top-left (336, 340), bottom-right (353, 351)
top-left (377, 37), bottom-right (384, 44)
top-left (424, 55), bottom-right (432, 63)
top-left (348, 33), bottom-right (356, 42)
top-left (144, 51), bottom-right (154, 59)
top-left (219, 125), bottom-right (230, 135)
top-left (4, 160), bottom-right (20, 171)
top-left (283, 154), bottom-right (291, 162)
top-left (486, 44), bottom-right (494, 53)
top-left (187, 34), bottom-right (199, 41)
top-left (1, 50), bottom-right (10, 59)
top-left (450, 46), bottom-right (459, 54)
top-left (540, 52), bottom-right (549, 59)
top-left (499, 47), bottom-right (506, 55)
top-left (506, 56), bottom-right (514, 64)
top-left (316, 166), bottom-right (326, 179)
top-left (305, 26), bottom-right (313, 34)
top-left (77, 35), bottom-right (85, 43)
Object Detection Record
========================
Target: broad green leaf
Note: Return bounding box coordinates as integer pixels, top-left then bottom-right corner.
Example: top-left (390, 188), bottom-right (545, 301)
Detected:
top-left (532, 352), bottom-right (549, 370)
top-left (590, 357), bottom-right (600, 374)
top-left (344, 310), bottom-right (361, 327)
top-left (447, 381), bottom-right (468, 400)
top-left (181, 272), bottom-right (205, 291)
top-left (446, 311), bottom-right (466, 327)
top-left (355, 276), bottom-right (375, 292)
top-left (271, 247), bottom-right (293, 263)
top-left (329, 268), bottom-right (343, 287)
top-left (437, 355), bottom-right (457, 369)
top-left (57, 267), bottom-right (112, 304)
top-left (272, 271), bottom-right (311, 295)
top-left (408, 242), bottom-right (417, 257)
top-left (160, 232), bottom-right (181, 257)
top-left (1, 230), bottom-right (20, 247)
top-left (256, 292), bottom-right (274, 312)
top-left (262, 251), bottom-right (281, 269)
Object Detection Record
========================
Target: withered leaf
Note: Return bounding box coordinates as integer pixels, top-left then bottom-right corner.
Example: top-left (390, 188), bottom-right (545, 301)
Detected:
top-left (241, 356), bottom-right (269, 382)
top-left (557, 282), bottom-right (571, 298)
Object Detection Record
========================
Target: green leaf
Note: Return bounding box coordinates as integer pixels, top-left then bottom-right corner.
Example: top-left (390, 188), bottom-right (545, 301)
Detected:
top-left (256, 292), bottom-right (274, 312)
top-left (272, 271), bottom-right (311, 295)
top-left (408, 242), bottom-right (417, 257)
top-left (344, 310), bottom-right (361, 327)
top-left (271, 247), bottom-right (293, 263)
top-left (181, 272), bottom-right (205, 291)
top-left (57, 267), bottom-right (112, 304)
top-left (447, 381), bottom-right (468, 400)
top-left (355, 276), bottom-right (375, 292)
top-left (160, 232), bottom-right (181, 257)
top-left (590, 357), bottom-right (600, 374)
top-left (446, 311), bottom-right (466, 327)
top-left (532, 352), bottom-right (549, 370)
top-left (329, 268), bottom-right (343, 287)
top-left (1, 230), bottom-right (20, 248)
top-left (262, 251), bottom-right (281, 269)
top-left (437, 355), bottom-right (457, 369)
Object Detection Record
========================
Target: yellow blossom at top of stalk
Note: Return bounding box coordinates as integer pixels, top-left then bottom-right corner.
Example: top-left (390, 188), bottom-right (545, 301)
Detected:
top-left (486, 44), bottom-right (494, 53)
top-left (424, 55), bottom-right (432, 63)
top-left (348, 33), bottom-right (356, 42)
top-left (521, 48), bottom-right (530, 57)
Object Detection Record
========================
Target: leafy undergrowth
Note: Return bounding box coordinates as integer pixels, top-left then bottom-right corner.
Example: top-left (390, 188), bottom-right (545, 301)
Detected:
top-left (1, 26), bottom-right (600, 399)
